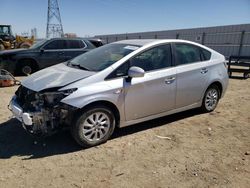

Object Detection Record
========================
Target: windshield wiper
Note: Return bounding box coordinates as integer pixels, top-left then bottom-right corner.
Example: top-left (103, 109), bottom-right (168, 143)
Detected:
top-left (67, 61), bottom-right (90, 71)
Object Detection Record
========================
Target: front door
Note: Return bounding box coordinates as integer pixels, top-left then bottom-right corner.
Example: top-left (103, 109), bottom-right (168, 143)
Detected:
top-left (124, 44), bottom-right (176, 121)
top-left (39, 39), bottom-right (67, 68)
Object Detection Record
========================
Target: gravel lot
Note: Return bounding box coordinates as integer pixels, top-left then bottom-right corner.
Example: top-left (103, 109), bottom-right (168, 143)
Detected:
top-left (0, 77), bottom-right (249, 188)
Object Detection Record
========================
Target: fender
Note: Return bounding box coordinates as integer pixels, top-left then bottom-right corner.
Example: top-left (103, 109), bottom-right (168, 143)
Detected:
top-left (61, 83), bottom-right (125, 121)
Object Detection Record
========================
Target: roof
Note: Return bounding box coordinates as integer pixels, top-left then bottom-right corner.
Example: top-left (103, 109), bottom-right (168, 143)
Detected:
top-left (114, 39), bottom-right (192, 46)
top-left (47, 37), bottom-right (102, 41)
top-left (114, 39), bottom-right (158, 46)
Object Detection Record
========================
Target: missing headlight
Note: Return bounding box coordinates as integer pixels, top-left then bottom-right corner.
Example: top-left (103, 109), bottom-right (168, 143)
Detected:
top-left (41, 88), bottom-right (77, 106)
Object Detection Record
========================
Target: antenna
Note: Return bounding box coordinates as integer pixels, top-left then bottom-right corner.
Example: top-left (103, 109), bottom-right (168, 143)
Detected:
top-left (46, 0), bottom-right (64, 38)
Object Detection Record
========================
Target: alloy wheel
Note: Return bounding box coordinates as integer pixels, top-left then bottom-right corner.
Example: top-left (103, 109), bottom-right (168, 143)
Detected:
top-left (205, 88), bottom-right (218, 111)
top-left (81, 112), bottom-right (111, 142)
top-left (22, 65), bottom-right (32, 75)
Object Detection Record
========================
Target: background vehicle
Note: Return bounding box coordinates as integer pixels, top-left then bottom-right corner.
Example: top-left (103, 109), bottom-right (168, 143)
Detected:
top-left (0, 38), bottom-right (96, 75)
top-left (0, 25), bottom-right (34, 50)
top-left (9, 39), bottom-right (228, 147)
top-left (88, 38), bottom-right (104, 47)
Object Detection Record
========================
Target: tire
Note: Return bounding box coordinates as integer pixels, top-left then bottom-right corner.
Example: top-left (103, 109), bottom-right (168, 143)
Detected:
top-left (19, 42), bottom-right (31, 49)
top-left (20, 63), bottom-right (33, 75)
top-left (201, 85), bottom-right (220, 112)
top-left (243, 72), bottom-right (249, 79)
top-left (17, 60), bottom-right (38, 75)
top-left (0, 44), bottom-right (5, 51)
top-left (71, 105), bottom-right (116, 148)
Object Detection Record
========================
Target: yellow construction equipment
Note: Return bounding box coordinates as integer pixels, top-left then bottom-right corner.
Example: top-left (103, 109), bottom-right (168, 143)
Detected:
top-left (0, 25), bottom-right (34, 50)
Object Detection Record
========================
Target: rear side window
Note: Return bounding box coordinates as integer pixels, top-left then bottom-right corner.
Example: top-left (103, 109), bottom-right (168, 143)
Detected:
top-left (201, 48), bottom-right (211, 61)
top-left (44, 40), bottom-right (66, 50)
top-left (66, 40), bottom-right (86, 49)
top-left (175, 43), bottom-right (202, 65)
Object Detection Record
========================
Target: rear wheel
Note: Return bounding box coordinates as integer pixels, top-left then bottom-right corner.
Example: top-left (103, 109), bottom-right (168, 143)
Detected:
top-left (71, 106), bottom-right (116, 148)
top-left (243, 72), bottom-right (249, 79)
top-left (201, 85), bottom-right (220, 112)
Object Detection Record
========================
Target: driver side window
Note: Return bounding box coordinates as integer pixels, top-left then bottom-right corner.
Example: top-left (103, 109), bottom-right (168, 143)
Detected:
top-left (106, 62), bottom-right (129, 80)
top-left (106, 44), bottom-right (172, 80)
top-left (130, 44), bottom-right (172, 72)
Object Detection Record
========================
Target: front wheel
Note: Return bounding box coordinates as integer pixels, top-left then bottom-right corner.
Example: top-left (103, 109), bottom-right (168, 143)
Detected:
top-left (201, 85), bottom-right (220, 112)
top-left (21, 64), bottom-right (33, 75)
top-left (71, 106), bottom-right (116, 148)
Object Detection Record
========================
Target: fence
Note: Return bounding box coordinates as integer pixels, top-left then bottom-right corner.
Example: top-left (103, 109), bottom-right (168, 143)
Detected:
top-left (95, 24), bottom-right (250, 58)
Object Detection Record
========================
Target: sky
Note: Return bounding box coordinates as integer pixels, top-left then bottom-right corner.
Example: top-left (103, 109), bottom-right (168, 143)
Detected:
top-left (0, 0), bottom-right (250, 38)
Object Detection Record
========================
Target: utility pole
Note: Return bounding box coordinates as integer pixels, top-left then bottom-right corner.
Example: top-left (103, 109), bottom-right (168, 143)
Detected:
top-left (46, 0), bottom-right (64, 38)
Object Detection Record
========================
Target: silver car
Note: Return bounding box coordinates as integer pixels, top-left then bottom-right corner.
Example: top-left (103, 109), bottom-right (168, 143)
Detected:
top-left (9, 39), bottom-right (228, 147)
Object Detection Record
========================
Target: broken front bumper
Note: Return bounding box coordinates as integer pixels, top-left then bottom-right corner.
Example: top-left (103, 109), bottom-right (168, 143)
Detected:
top-left (8, 94), bottom-right (76, 136)
top-left (9, 96), bottom-right (33, 126)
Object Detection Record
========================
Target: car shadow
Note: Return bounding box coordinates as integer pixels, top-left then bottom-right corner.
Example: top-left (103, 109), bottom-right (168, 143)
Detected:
top-left (0, 109), bottom-right (202, 160)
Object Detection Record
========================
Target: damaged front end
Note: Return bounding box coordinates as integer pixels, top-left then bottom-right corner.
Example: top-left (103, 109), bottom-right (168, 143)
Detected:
top-left (9, 85), bottom-right (78, 136)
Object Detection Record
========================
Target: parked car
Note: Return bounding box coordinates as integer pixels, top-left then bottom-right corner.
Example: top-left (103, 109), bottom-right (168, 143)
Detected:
top-left (88, 38), bottom-right (104, 47)
top-left (0, 38), bottom-right (96, 75)
top-left (9, 39), bottom-right (228, 147)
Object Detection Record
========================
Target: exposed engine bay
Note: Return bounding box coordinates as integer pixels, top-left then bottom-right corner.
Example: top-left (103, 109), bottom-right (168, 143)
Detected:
top-left (12, 85), bottom-right (77, 136)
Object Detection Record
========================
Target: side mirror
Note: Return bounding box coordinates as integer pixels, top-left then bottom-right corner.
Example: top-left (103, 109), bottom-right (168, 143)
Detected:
top-left (40, 48), bottom-right (45, 53)
top-left (128, 66), bottom-right (145, 78)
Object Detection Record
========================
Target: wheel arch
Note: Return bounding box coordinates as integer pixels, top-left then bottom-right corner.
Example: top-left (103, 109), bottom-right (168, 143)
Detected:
top-left (207, 81), bottom-right (223, 98)
top-left (77, 100), bottom-right (121, 127)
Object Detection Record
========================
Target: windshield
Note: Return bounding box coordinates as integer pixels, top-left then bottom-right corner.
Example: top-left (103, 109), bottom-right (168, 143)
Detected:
top-left (68, 43), bottom-right (141, 71)
top-left (30, 40), bottom-right (47, 49)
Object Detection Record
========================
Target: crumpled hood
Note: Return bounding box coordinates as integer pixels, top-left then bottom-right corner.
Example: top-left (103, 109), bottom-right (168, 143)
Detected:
top-left (21, 63), bottom-right (95, 92)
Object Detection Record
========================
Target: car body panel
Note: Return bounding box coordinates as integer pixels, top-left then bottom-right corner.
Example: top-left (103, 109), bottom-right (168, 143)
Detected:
top-left (124, 67), bottom-right (176, 121)
top-left (175, 61), bottom-right (210, 108)
top-left (38, 49), bottom-right (66, 68)
top-left (21, 63), bottom-right (95, 92)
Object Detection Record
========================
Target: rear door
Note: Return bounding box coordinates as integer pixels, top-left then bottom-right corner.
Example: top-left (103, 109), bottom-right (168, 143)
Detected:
top-left (173, 43), bottom-right (211, 108)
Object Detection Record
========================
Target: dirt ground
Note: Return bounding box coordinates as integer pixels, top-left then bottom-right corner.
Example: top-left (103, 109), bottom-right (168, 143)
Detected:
top-left (0, 77), bottom-right (249, 188)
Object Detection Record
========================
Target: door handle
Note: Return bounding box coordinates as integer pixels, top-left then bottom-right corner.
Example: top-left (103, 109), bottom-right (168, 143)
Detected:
top-left (201, 68), bottom-right (208, 74)
top-left (58, 52), bottom-right (64, 55)
top-left (165, 77), bottom-right (175, 84)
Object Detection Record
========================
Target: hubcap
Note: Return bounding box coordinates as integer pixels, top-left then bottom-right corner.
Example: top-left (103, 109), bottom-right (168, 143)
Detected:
top-left (82, 112), bottom-right (110, 142)
top-left (22, 66), bottom-right (32, 75)
top-left (205, 89), bottom-right (218, 111)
